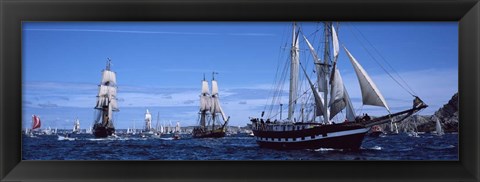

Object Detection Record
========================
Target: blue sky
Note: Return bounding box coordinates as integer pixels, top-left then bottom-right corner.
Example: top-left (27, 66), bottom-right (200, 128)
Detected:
top-left (22, 22), bottom-right (458, 129)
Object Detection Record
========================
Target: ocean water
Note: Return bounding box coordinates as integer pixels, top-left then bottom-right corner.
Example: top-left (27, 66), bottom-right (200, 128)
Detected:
top-left (22, 133), bottom-right (458, 160)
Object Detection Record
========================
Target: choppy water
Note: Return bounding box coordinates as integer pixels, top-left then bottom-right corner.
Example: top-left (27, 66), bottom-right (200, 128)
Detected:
top-left (22, 133), bottom-right (458, 160)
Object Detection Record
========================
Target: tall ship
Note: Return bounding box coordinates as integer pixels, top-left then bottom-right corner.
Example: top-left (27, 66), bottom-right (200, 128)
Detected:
top-left (142, 109), bottom-right (155, 135)
top-left (72, 118), bottom-right (81, 134)
top-left (192, 73), bottom-right (230, 138)
top-left (92, 59), bottom-right (119, 138)
top-left (250, 22), bottom-right (427, 150)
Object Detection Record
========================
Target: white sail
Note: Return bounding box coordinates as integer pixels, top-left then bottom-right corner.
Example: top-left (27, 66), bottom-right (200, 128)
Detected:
top-left (101, 70), bottom-right (117, 86)
top-left (210, 79), bottom-right (228, 122)
top-left (107, 102), bottom-right (113, 125)
top-left (211, 80), bottom-right (219, 96)
top-left (436, 117), bottom-right (444, 135)
top-left (145, 109), bottom-right (152, 131)
top-left (303, 35), bottom-right (326, 92)
top-left (288, 24), bottom-right (300, 120)
top-left (344, 46), bottom-right (390, 111)
top-left (344, 86), bottom-right (356, 121)
top-left (301, 65), bottom-right (324, 117)
top-left (145, 109), bottom-right (152, 121)
top-left (200, 80), bottom-right (211, 112)
top-left (202, 80), bottom-right (209, 94)
top-left (110, 98), bottom-right (119, 111)
top-left (176, 122), bottom-right (181, 132)
top-left (332, 25), bottom-right (340, 59)
top-left (329, 68), bottom-right (347, 119)
top-left (98, 85), bottom-right (108, 96)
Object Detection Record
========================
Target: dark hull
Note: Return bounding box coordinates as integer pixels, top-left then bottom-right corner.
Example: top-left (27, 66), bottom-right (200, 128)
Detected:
top-left (252, 123), bottom-right (369, 150)
top-left (192, 129), bottom-right (226, 138)
top-left (93, 124), bottom-right (115, 138)
top-left (368, 131), bottom-right (384, 137)
top-left (256, 132), bottom-right (367, 150)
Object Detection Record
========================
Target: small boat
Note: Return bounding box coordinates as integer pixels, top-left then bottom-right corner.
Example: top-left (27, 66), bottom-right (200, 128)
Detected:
top-left (173, 122), bottom-right (181, 139)
top-left (192, 73), bottom-right (230, 138)
top-left (433, 117), bottom-right (445, 136)
top-left (26, 115), bottom-right (42, 137)
top-left (72, 118), bottom-right (81, 134)
top-left (57, 134), bottom-right (76, 141)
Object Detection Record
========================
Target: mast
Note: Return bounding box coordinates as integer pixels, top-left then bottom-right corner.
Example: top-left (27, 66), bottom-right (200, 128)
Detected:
top-left (288, 22), bottom-right (300, 121)
top-left (323, 22), bottom-right (331, 124)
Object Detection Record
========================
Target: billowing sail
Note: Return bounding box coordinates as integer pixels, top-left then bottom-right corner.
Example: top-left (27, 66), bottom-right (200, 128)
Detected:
top-left (332, 25), bottom-right (340, 59)
top-left (303, 35), bottom-right (326, 92)
top-left (202, 80), bottom-right (209, 94)
top-left (329, 67), bottom-right (346, 119)
top-left (344, 86), bottom-right (356, 121)
top-left (300, 65), bottom-right (324, 117)
top-left (200, 80), bottom-right (211, 112)
top-left (344, 46), bottom-right (390, 111)
top-left (210, 80), bottom-right (228, 122)
top-left (101, 70), bottom-right (117, 86)
top-left (288, 24), bottom-right (300, 121)
top-left (32, 115), bottom-right (41, 129)
top-left (211, 80), bottom-right (219, 96)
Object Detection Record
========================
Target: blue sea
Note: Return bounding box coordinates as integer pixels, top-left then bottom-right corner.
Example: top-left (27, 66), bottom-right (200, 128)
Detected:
top-left (22, 133), bottom-right (458, 160)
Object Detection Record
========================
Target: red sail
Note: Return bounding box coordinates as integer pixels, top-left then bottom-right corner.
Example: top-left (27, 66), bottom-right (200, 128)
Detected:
top-left (32, 115), bottom-right (41, 129)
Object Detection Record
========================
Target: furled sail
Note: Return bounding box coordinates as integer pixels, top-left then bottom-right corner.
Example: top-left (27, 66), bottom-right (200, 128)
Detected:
top-left (344, 46), bottom-right (390, 111)
top-left (300, 64), bottom-right (325, 117)
top-left (288, 24), bottom-right (300, 121)
top-left (329, 67), bottom-right (347, 119)
top-left (303, 35), bottom-right (327, 92)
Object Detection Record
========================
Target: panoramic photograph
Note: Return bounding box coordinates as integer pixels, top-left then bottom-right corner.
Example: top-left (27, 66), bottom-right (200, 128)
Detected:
top-left (22, 22), bottom-right (458, 160)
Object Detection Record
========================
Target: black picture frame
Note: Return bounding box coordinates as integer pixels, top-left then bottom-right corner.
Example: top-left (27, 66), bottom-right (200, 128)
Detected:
top-left (1, 0), bottom-right (479, 181)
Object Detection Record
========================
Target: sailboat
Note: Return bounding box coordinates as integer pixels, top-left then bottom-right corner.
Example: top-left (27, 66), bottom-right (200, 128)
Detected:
top-left (192, 73), bottom-right (230, 138)
top-left (250, 22), bottom-right (428, 150)
top-left (433, 117), bottom-right (444, 136)
top-left (72, 118), bottom-right (81, 134)
top-left (92, 58), bottom-right (119, 138)
top-left (27, 115), bottom-right (41, 137)
top-left (173, 121), bottom-right (181, 139)
top-left (142, 109), bottom-right (154, 136)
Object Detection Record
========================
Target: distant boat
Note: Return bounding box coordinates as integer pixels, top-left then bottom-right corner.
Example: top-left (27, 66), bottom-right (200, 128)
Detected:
top-left (92, 58), bottom-right (119, 138)
top-left (27, 114), bottom-right (41, 137)
top-left (250, 22), bottom-right (428, 150)
top-left (433, 117), bottom-right (444, 136)
top-left (58, 134), bottom-right (75, 141)
top-left (192, 73), bottom-right (230, 138)
top-left (173, 121), bottom-right (181, 139)
top-left (72, 118), bottom-right (81, 134)
top-left (142, 109), bottom-right (154, 136)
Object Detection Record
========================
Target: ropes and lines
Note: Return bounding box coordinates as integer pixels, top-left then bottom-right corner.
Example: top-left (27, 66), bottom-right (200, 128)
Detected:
top-left (346, 23), bottom-right (417, 97)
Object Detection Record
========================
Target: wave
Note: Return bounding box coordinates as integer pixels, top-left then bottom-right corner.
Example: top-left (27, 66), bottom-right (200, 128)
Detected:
top-left (426, 145), bottom-right (455, 150)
